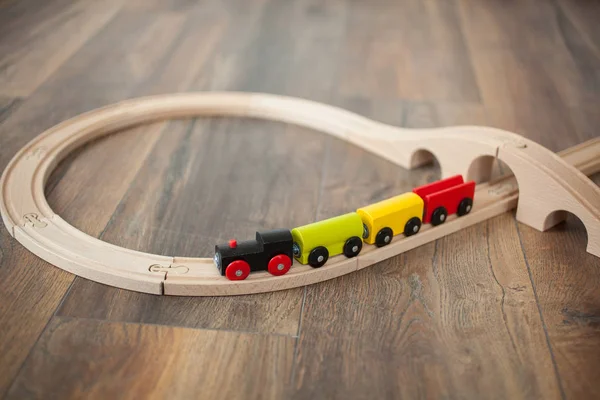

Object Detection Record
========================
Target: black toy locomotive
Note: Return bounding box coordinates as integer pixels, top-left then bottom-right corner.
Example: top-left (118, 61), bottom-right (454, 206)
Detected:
top-left (214, 229), bottom-right (294, 280)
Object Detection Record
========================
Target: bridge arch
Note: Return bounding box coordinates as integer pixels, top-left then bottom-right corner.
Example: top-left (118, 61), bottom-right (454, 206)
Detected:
top-left (466, 155), bottom-right (496, 184)
top-left (409, 149), bottom-right (436, 169)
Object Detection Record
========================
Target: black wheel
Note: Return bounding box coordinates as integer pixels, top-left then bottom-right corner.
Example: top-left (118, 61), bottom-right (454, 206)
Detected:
top-left (343, 236), bottom-right (363, 258)
top-left (375, 227), bottom-right (394, 247)
top-left (404, 217), bottom-right (422, 237)
top-left (457, 198), bottom-right (473, 216)
top-left (431, 207), bottom-right (448, 226)
top-left (308, 246), bottom-right (329, 268)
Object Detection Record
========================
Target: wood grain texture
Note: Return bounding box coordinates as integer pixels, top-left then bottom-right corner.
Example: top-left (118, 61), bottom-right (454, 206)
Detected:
top-left (0, 0), bottom-right (123, 97)
top-left (5, 317), bottom-right (295, 400)
top-left (0, 229), bottom-right (73, 396)
top-left (516, 173), bottom-right (600, 399)
top-left (0, 97), bottom-right (22, 125)
top-left (1, 0), bottom-right (599, 397)
top-left (0, 7), bottom-right (226, 395)
top-left (293, 219), bottom-right (563, 399)
top-left (458, 0), bottom-right (600, 150)
top-left (0, 10), bottom-right (190, 171)
top-left (340, 0), bottom-right (480, 102)
top-left (55, 119), bottom-right (326, 334)
top-left (0, 123), bottom-right (173, 395)
top-left (557, 0), bottom-right (600, 54)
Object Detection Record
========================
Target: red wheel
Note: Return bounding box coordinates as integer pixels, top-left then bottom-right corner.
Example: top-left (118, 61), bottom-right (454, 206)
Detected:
top-left (268, 254), bottom-right (292, 276)
top-left (225, 260), bottom-right (251, 280)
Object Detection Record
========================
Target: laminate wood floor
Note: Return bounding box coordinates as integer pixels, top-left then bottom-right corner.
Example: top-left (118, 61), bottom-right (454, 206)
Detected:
top-left (1, 0), bottom-right (599, 398)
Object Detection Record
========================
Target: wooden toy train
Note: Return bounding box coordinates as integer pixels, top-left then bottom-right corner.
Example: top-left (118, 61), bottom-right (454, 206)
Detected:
top-left (214, 175), bottom-right (476, 280)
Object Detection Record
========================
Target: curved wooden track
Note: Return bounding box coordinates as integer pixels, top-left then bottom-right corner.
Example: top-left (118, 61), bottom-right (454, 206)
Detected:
top-left (1, 92), bottom-right (599, 296)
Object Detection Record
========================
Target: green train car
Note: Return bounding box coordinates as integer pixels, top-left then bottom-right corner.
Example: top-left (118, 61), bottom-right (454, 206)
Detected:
top-left (291, 212), bottom-right (364, 267)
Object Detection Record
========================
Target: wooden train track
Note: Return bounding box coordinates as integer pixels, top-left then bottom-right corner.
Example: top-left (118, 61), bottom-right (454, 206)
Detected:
top-left (1, 92), bottom-right (599, 296)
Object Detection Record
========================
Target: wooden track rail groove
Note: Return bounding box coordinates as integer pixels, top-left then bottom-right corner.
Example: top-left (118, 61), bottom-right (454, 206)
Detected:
top-left (1, 92), bottom-right (599, 296)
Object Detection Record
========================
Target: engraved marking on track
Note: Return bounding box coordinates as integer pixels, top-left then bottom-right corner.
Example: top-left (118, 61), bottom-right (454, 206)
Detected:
top-left (25, 147), bottom-right (47, 160)
top-left (23, 213), bottom-right (47, 228)
top-left (149, 264), bottom-right (190, 275)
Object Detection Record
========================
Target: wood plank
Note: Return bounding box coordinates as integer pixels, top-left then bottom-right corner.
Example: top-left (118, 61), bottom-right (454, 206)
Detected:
top-left (551, 1), bottom-right (600, 108)
top-left (568, 106), bottom-right (600, 147)
top-left (557, 0), bottom-right (600, 57)
top-left (42, 10), bottom-right (227, 231)
top-left (434, 102), bottom-right (488, 126)
top-left (517, 173), bottom-right (600, 399)
top-left (123, 0), bottom-right (267, 13)
top-left (229, 0), bottom-right (297, 95)
top-left (0, 10), bottom-right (187, 171)
top-left (457, 0), bottom-right (565, 56)
top-left (5, 317), bottom-right (295, 400)
top-left (0, 229), bottom-right (73, 396)
top-left (471, 52), bottom-right (581, 151)
top-left (0, 0), bottom-right (123, 97)
top-left (291, 100), bottom-right (561, 399)
top-left (0, 97), bottom-right (22, 126)
top-left (1, 10), bottom-right (204, 232)
top-left (340, 0), bottom-right (480, 101)
top-left (282, 0), bottom-right (348, 102)
top-left (458, 0), bottom-right (597, 149)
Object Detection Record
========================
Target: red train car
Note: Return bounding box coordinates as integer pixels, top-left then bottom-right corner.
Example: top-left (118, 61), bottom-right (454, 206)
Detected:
top-left (413, 175), bottom-right (475, 226)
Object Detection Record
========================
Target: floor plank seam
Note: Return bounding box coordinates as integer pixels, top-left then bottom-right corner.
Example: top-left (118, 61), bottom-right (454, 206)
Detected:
top-left (94, 122), bottom-right (172, 244)
top-left (285, 118), bottom-right (332, 391)
top-left (50, 314), bottom-right (300, 339)
top-left (0, 97), bottom-right (24, 127)
top-left (555, 0), bottom-right (600, 60)
top-left (514, 218), bottom-right (567, 400)
top-left (313, 136), bottom-right (331, 220)
top-left (289, 285), bottom-right (307, 389)
top-left (454, 0), bottom-right (485, 105)
top-left (485, 221), bottom-right (519, 355)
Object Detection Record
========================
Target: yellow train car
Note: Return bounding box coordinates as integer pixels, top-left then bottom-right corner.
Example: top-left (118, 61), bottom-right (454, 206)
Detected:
top-left (291, 212), bottom-right (364, 268)
top-left (357, 192), bottom-right (424, 247)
